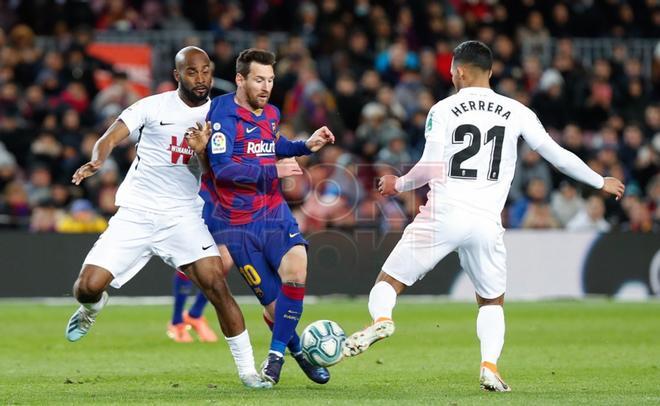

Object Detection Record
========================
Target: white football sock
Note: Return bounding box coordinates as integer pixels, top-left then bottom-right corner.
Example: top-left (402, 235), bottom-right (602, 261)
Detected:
top-left (368, 281), bottom-right (397, 321)
top-left (81, 293), bottom-right (107, 313)
top-left (476, 305), bottom-right (505, 365)
top-left (225, 329), bottom-right (258, 377)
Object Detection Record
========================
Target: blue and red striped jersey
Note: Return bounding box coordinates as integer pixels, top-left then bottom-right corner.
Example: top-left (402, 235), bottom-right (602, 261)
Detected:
top-left (204, 93), bottom-right (311, 225)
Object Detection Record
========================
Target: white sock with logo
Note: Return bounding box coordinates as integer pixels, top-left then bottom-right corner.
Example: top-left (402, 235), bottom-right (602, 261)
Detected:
top-left (225, 329), bottom-right (258, 377)
top-left (477, 305), bottom-right (505, 365)
top-left (368, 281), bottom-right (398, 321)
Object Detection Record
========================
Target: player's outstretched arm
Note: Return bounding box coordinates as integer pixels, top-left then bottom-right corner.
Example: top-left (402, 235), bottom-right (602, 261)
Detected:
top-left (72, 119), bottom-right (130, 185)
top-left (535, 138), bottom-right (625, 200)
top-left (378, 139), bottom-right (445, 197)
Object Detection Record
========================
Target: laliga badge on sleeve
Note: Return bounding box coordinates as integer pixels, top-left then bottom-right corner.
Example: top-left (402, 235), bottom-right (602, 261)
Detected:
top-left (211, 132), bottom-right (226, 154)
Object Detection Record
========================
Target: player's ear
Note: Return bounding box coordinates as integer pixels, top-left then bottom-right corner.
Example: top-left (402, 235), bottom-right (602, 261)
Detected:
top-left (488, 69), bottom-right (493, 79)
top-left (173, 69), bottom-right (180, 83)
top-left (235, 73), bottom-right (244, 87)
top-left (456, 65), bottom-right (464, 80)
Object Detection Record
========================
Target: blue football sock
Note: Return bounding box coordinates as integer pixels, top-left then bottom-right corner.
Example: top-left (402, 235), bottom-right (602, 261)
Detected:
top-left (172, 272), bottom-right (192, 325)
top-left (187, 292), bottom-right (208, 319)
top-left (263, 313), bottom-right (302, 354)
top-left (270, 284), bottom-right (305, 356)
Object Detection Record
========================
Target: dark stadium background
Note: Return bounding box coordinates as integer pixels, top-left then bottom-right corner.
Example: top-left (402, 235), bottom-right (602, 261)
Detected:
top-left (0, 0), bottom-right (658, 297)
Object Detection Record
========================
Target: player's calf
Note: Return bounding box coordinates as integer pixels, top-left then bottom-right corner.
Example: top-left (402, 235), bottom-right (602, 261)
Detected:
top-left (343, 317), bottom-right (395, 357)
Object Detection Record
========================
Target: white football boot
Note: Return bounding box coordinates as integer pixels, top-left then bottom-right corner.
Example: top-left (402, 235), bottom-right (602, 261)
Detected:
top-left (479, 362), bottom-right (511, 392)
top-left (343, 318), bottom-right (395, 357)
top-left (239, 372), bottom-right (273, 389)
top-left (65, 291), bottom-right (109, 342)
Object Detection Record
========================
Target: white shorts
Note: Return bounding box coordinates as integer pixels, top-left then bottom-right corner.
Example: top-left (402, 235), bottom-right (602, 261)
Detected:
top-left (382, 204), bottom-right (507, 299)
top-left (84, 207), bottom-right (219, 288)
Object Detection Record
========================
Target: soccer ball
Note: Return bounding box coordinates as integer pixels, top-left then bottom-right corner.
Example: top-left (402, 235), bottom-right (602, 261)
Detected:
top-left (300, 320), bottom-right (346, 367)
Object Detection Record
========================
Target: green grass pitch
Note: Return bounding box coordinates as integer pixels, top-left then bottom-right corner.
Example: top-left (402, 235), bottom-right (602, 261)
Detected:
top-left (1, 299), bottom-right (659, 405)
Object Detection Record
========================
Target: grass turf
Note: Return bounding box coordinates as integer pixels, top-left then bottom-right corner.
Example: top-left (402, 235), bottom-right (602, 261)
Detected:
top-left (0, 300), bottom-right (658, 405)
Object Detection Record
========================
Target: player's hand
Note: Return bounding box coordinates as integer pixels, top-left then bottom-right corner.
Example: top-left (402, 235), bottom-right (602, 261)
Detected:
top-left (602, 176), bottom-right (625, 200)
top-left (378, 175), bottom-right (399, 197)
top-left (305, 126), bottom-right (335, 152)
top-left (276, 158), bottom-right (303, 178)
top-left (71, 160), bottom-right (103, 185)
top-left (185, 121), bottom-right (211, 154)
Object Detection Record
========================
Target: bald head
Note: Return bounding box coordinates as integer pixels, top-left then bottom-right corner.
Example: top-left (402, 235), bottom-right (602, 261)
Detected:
top-left (174, 46), bottom-right (212, 107)
top-left (175, 46), bottom-right (209, 70)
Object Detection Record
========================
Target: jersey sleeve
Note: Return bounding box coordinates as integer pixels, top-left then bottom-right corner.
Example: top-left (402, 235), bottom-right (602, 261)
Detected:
top-left (520, 107), bottom-right (551, 150)
top-left (118, 97), bottom-right (150, 134)
top-left (423, 106), bottom-right (445, 141)
top-left (206, 109), bottom-right (277, 184)
top-left (275, 136), bottom-right (312, 157)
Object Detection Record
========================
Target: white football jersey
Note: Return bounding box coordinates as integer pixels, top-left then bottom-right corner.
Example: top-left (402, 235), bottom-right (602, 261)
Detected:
top-left (424, 87), bottom-right (550, 219)
top-left (115, 91), bottom-right (210, 213)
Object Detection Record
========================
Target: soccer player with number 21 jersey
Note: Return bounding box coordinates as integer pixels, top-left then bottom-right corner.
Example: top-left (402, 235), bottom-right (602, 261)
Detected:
top-left (343, 41), bottom-right (625, 392)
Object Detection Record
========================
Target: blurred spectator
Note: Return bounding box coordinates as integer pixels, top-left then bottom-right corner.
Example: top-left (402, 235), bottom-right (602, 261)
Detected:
top-left (55, 198), bottom-right (107, 233)
top-left (29, 198), bottom-right (63, 232)
top-left (510, 177), bottom-right (552, 229)
top-left (355, 102), bottom-right (406, 162)
top-left (531, 68), bottom-right (568, 131)
top-left (566, 195), bottom-right (611, 232)
top-left (551, 180), bottom-right (585, 227)
top-left (522, 202), bottom-right (560, 229)
top-left (509, 145), bottom-right (552, 202)
top-left (621, 198), bottom-right (658, 233)
top-left (92, 72), bottom-right (140, 120)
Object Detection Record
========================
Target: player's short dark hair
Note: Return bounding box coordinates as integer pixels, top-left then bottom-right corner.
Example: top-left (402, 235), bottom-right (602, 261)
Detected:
top-left (236, 48), bottom-right (276, 77)
top-left (452, 41), bottom-right (493, 71)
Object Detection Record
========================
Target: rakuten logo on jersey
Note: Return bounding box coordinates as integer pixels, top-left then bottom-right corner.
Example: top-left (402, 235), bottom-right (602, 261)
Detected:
top-left (246, 140), bottom-right (275, 156)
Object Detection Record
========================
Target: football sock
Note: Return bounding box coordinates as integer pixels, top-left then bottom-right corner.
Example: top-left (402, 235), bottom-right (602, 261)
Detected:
top-left (270, 284), bottom-right (305, 356)
top-left (263, 313), bottom-right (303, 354)
top-left (368, 281), bottom-right (397, 321)
top-left (225, 329), bottom-right (258, 377)
top-left (81, 293), bottom-right (107, 313)
top-left (187, 292), bottom-right (208, 319)
top-left (477, 305), bottom-right (505, 365)
top-left (172, 271), bottom-right (192, 325)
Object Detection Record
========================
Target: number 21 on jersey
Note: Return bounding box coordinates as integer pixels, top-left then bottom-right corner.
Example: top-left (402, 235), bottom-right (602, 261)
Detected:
top-left (449, 124), bottom-right (504, 180)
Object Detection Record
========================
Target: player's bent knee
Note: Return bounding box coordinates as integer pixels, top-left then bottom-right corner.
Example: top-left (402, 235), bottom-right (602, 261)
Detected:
top-left (476, 293), bottom-right (505, 307)
top-left (74, 265), bottom-right (112, 302)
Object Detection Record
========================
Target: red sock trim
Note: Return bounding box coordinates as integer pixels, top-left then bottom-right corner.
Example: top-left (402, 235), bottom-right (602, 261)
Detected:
top-left (176, 270), bottom-right (190, 281)
top-left (281, 285), bottom-right (305, 300)
top-left (263, 314), bottom-right (274, 329)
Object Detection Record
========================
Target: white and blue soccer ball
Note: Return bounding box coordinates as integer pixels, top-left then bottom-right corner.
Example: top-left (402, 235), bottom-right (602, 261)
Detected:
top-left (300, 320), bottom-right (346, 367)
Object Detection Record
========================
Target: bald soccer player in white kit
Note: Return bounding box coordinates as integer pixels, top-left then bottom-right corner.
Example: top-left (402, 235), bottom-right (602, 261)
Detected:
top-left (343, 41), bottom-right (624, 392)
top-left (64, 46), bottom-right (271, 389)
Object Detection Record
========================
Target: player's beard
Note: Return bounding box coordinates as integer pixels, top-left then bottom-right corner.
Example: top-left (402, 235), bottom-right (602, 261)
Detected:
top-left (181, 84), bottom-right (210, 104)
top-left (247, 90), bottom-right (270, 110)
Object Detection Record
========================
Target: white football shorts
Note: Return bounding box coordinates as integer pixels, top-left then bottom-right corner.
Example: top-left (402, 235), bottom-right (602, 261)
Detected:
top-left (84, 207), bottom-right (219, 288)
top-left (382, 204), bottom-right (507, 299)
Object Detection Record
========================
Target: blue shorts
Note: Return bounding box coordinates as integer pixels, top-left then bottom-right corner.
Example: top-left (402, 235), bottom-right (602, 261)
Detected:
top-left (203, 202), bottom-right (308, 305)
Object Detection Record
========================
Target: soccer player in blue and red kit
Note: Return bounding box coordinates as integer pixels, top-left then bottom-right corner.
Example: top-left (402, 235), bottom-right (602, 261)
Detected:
top-left (189, 49), bottom-right (335, 385)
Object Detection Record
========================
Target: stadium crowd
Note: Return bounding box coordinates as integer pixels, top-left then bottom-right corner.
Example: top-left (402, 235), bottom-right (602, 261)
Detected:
top-left (0, 0), bottom-right (658, 233)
